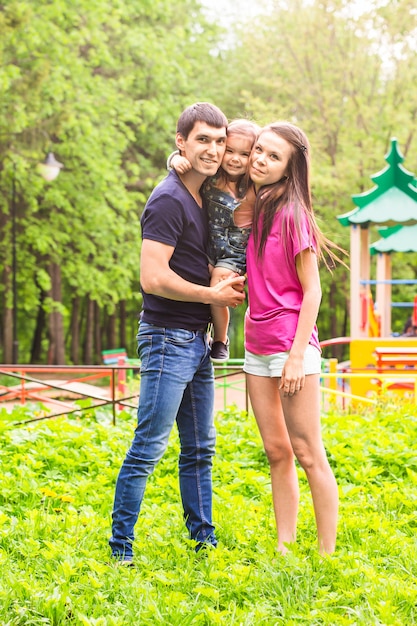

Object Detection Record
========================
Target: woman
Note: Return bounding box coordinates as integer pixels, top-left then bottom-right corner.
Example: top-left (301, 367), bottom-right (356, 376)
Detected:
top-left (243, 122), bottom-right (344, 554)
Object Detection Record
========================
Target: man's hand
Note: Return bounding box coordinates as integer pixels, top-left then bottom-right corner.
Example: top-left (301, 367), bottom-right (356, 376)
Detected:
top-left (211, 274), bottom-right (246, 308)
top-left (141, 240), bottom-right (246, 306)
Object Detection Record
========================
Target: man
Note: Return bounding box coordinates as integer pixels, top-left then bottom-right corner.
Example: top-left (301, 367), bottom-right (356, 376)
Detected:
top-left (109, 103), bottom-right (246, 564)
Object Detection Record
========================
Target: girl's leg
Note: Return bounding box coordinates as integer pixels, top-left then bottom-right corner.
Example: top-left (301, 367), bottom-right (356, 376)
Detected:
top-left (210, 267), bottom-right (231, 344)
top-left (210, 304), bottom-right (230, 344)
top-left (280, 374), bottom-right (338, 554)
top-left (247, 374), bottom-right (299, 553)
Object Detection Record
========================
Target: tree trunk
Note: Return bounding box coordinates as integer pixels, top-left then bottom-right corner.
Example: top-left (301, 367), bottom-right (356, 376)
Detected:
top-left (70, 296), bottom-right (80, 364)
top-left (94, 301), bottom-right (101, 364)
top-left (30, 289), bottom-right (47, 363)
top-left (105, 311), bottom-right (116, 349)
top-left (2, 306), bottom-right (13, 364)
top-left (83, 296), bottom-right (94, 364)
top-left (47, 262), bottom-right (66, 365)
top-left (329, 282), bottom-right (338, 343)
top-left (2, 264), bottom-right (12, 362)
top-left (119, 300), bottom-right (126, 349)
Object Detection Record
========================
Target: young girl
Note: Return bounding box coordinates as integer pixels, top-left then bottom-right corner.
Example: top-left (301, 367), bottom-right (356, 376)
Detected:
top-left (169, 119), bottom-right (259, 362)
top-left (244, 121), bottom-right (345, 554)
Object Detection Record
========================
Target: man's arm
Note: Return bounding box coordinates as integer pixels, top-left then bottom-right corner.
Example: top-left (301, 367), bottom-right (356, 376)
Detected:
top-left (140, 239), bottom-right (246, 308)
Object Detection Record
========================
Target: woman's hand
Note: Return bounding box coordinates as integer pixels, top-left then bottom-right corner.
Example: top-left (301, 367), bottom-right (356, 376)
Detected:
top-left (279, 353), bottom-right (305, 397)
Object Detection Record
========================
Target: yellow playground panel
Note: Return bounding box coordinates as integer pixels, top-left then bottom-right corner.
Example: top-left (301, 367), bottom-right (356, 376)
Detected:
top-left (350, 337), bottom-right (417, 397)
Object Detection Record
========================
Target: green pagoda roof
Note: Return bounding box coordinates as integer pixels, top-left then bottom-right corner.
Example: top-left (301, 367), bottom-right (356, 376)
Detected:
top-left (370, 224), bottom-right (417, 255)
top-left (338, 138), bottom-right (417, 227)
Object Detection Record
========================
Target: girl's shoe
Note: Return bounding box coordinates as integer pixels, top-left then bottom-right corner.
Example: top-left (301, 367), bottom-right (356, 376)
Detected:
top-left (210, 340), bottom-right (229, 363)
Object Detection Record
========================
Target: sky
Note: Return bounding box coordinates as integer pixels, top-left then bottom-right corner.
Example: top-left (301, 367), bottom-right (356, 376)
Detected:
top-left (200, 0), bottom-right (270, 24)
top-left (200, 0), bottom-right (381, 24)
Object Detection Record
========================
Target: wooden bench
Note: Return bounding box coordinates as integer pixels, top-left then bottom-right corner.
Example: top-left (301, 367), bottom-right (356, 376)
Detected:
top-left (101, 349), bottom-right (141, 401)
top-left (102, 348), bottom-right (140, 367)
top-left (373, 347), bottom-right (417, 373)
top-left (102, 348), bottom-right (127, 365)
top-left (373, 346), bottom-right (417, 393)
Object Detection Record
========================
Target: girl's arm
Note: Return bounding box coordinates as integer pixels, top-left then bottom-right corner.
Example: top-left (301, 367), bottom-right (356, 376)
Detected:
top-left (167, 150), bottom-right (192, 174)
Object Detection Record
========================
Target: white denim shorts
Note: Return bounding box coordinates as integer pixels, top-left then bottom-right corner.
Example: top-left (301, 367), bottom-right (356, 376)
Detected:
top-left (243, 344), bottom-right (321, 377)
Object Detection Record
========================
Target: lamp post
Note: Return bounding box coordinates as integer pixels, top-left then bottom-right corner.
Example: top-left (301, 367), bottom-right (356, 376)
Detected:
top-left (10, 152), bottom-right (63, 363)
top-left (11, 162), bottom-right (18, 363)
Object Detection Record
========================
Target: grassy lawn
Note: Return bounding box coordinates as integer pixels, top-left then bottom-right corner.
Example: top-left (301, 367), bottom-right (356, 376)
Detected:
top-left (0, 399), bottom-right (416, 625)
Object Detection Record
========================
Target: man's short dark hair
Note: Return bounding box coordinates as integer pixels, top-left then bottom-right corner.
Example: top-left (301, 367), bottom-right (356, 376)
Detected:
top-left (177, 102), bottom-right (228, 139)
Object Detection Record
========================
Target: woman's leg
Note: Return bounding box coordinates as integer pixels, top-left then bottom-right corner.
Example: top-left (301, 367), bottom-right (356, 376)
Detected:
top-left (247, 374), bottom-right (299, 553)
top-left (280, 374), bottom-right (338, 554)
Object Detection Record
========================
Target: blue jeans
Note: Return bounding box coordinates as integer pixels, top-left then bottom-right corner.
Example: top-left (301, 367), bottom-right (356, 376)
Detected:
top-left (109, 322), bottom-right (216, 560)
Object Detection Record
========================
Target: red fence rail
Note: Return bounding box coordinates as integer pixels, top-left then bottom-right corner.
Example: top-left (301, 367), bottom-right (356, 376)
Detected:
top-left (0, 365), bottom-right (139, 425)
top-left (0, 362), bottom-right (249, 426)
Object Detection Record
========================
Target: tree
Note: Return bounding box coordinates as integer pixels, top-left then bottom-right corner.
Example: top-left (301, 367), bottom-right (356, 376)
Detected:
top-left (2, 0), bottom-right (417, 363)
top-left (0, 0), bottom-right (222, 363)
top-left (202, 0), bottom-right (417, 343)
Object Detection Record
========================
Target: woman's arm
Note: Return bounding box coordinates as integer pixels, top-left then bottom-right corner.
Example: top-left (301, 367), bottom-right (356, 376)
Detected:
top-left (280, 248), bottom-right (322, 394)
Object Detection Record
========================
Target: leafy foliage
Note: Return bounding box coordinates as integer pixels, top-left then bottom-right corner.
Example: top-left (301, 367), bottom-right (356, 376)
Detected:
top-left (207, 0), bottom-right (417, 343)
top-left (0, 0), bottom-right (220, 362)
top-left (1, 0), bottom-right (417, 362)
top-left (0, 401), bottom-right (416, 624)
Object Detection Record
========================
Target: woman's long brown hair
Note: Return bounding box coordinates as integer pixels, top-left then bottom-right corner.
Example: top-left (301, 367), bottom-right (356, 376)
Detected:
top-left (252, 122), bottom-right (346, 270)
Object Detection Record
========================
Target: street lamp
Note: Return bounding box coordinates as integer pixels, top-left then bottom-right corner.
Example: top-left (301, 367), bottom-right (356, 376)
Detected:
top-left (10, 151), bottom-right (64, 363)
top-left (37, 152), bottom-right (64, 182)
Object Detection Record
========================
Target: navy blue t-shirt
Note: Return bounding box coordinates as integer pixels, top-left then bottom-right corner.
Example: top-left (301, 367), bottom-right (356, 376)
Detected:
top-left (140, 170), bottom-right (211, 330)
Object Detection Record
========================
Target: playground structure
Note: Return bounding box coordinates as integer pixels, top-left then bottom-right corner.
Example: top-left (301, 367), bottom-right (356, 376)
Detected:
top-left (335, 138), bottom-right (417, 397)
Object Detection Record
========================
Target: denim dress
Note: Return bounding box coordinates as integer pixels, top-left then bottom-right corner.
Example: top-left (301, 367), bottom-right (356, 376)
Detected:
top-left (204, 178), bottom-right (251, 275)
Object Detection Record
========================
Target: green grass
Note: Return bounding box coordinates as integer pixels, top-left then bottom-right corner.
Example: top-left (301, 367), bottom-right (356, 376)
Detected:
top-left (0, 400), bottom-right (416, 625)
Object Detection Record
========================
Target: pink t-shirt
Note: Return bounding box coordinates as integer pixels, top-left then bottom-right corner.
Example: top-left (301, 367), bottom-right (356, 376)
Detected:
top-left (244, 207), bottom-right (320, 355)
top-left (233, 187), bottom-right (256, 229)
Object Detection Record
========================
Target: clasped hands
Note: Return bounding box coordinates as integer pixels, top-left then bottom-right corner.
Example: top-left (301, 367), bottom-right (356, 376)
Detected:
top-left (213, 273), bottom-right (246, 308)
